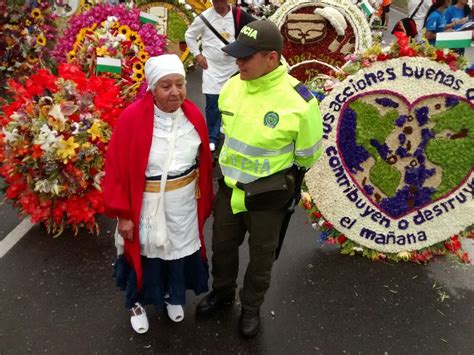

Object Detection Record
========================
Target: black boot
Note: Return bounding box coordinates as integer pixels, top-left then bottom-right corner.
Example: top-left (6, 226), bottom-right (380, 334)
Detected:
top-left (239, 308), bottom-right (260, 338)
top-left (196, 291), bottom-right (235, 316)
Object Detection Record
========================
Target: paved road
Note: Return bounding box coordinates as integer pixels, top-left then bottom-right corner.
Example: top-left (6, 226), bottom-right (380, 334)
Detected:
top-left (1, 26), bottom-right (473, 354)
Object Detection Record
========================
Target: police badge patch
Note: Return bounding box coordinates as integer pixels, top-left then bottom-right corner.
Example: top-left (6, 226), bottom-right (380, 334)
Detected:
top-left (263, 111), bottom-right (279, 128)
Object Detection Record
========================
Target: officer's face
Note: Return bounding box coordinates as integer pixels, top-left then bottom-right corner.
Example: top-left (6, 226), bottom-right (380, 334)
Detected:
top-left (236, 51), bottom-right (279, 81)
top-left (153, 74), bottom-right (186, 113)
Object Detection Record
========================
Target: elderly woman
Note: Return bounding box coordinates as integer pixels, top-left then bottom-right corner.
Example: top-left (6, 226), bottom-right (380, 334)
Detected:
top-left (104, 54), bottom-right (213, 334)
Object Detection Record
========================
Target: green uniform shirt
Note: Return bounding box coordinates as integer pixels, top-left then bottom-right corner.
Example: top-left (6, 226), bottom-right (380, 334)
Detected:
top-left (218, 65), bottom-right (323, 213)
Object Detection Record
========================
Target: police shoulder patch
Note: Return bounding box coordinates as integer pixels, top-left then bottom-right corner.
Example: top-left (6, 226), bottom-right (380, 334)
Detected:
top-left (294, 82), bottom-right (314, 102)
top-left (263, 111), bottom-right (279, 128)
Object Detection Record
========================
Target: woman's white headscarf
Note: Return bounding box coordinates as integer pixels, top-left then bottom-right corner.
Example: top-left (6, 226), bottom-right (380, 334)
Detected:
top-left (144, 54), bottom-right (186, 92)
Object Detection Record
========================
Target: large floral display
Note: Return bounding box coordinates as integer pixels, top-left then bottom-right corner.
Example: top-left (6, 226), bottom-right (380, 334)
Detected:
top-left (0, 1), bottom-right (58, 92)
top-left (303, 34), bottom-right (473, 262)
top-left (270, 0), bottom-right (371, 82)
top-left (0, 64), bottom-right (125, 235)
top-left (52, 3), bottom-right (166, 102)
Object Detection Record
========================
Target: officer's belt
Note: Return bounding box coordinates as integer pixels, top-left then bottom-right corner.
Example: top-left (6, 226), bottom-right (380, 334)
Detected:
top-left (145, 170), bottom-right (197, 193)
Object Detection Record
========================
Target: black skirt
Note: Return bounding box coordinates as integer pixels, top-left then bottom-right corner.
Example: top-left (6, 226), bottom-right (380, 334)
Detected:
top-left (114, 249), bottom-right (209, 309)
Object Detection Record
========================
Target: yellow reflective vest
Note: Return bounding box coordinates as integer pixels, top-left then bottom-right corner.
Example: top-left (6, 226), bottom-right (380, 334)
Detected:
top-left (218, 65), bottom-right (323, 213)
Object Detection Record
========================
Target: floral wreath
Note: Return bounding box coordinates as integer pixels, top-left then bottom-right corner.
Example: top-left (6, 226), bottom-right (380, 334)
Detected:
top-left (52, 3), bottom-right (166, 102)
top-left (270, 0), bottom-right (372, 52)
top-left (0, 64), bottom-right (125, 235)
top-left (0, 1), bottom-right (58, 92)
top-left (301, 33), bottom-right (473, 263)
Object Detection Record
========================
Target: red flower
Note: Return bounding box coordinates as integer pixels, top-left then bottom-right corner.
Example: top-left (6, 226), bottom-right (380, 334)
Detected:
top-left (377, 53), bottom-right (390, 61)
top-left (337, 234), bottom-right (347, 244)
top-left (444, 235), bottom-right (461, 253)
top-left (312, 211), bottom-right (322, 218)
top-left (459, 252), bottom-right (470, 263)
top-left (435, 50), bottom-right (445, 61)
top-left (322, 221), bottom-right (333, 229)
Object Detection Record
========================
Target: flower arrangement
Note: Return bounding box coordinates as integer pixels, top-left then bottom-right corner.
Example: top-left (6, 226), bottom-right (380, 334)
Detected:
top-left (269, 0), bottom-right (371, 82)
top-left (0, 64), bottom-right (125, 235)
top-left (302, 32), bottom-right (474, 264)
top-left (0, 1), bottom-right (58, 92)
top-left (53, 3), bottom-right (166, 102)
top-left (300, 192), bottom-right (473, 263)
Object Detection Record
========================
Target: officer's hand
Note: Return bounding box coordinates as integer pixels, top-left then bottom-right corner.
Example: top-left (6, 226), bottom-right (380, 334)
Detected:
top-left (118, 218), bottom-right (134, 241)
top-left (195, 54), bottom-right (208, 70)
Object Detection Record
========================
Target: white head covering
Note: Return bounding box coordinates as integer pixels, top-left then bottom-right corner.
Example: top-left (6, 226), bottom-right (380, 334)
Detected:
top-left (145, 54), bottom-right (186, 92)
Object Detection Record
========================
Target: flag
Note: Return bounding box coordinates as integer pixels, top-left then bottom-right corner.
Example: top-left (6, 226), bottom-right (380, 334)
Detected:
top-left (436, 31), bottom-right (472, 49)
top-left (96, 57), bottom-right (121, 74)
top-left (359, 0), bottom-right (374, 17)
top-left (139, 11), bottom-right (159, 25)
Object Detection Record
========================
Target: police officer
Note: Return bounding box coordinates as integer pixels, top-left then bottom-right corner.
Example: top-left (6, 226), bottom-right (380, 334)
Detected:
top-left (196, 20), bottom-right (323, 338)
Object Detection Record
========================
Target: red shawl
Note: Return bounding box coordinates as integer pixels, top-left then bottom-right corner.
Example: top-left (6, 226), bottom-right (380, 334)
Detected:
top-left (104, 92), bottom-right (214, 291)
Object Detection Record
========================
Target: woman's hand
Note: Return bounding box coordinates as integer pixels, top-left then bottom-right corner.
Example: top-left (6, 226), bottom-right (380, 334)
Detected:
top-left (118, 218), bottom-right (134, 241)
top-left (195, 54), bottom-right (208, 70)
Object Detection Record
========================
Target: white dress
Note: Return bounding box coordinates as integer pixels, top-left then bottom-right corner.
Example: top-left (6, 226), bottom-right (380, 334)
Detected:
top-left (115, 106), bottom-right (202, 260)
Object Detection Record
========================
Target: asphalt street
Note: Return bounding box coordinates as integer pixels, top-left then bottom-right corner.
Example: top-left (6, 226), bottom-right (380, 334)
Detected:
top-left (1, 13), bottom-right (473, 354)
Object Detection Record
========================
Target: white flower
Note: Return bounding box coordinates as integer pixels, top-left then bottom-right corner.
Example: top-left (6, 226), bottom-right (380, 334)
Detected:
top-left (34, 179), bottom-right (61, 195)
top-left (93, 171), bottom-right (105, 191)
top-left (107, 16), bottom-right (118, 23)
top-left (116, 34), bottom-right (127, 41)
top-left (48, 104), bottom-right (66, 123)
top-left (2, 127), bottom-right (20, 143)
top-left (71, 122), bottom-right (81, 135)
top-left (34, 124), bottom-right (58, 151)
top-left (353, 247), bottom-right (364, 252)
top-left (184, 4), bottom-right (192, 10)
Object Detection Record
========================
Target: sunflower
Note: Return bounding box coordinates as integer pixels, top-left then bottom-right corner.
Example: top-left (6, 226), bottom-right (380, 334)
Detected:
top-left (132, 71), bottom-right (145, 82)
top-left (67, 51), bottom-right (76, 62)
top-left (135, 40), bottom-right (145, 51)
top-left (31, 8), bottom-right (41, 19)
top-left (128, 32), bottom-right (138, 42)
top-left (36, 34), bottom-right (46, 47)
top-left (118, 25), bottom-right (131, 37)
top-left (138, 51), bottom-right (149, 62)
top-left (133, 62), bottom-right (144, 72)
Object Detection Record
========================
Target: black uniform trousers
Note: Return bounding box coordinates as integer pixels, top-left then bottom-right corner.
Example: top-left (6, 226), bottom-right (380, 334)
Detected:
top-left (211, 180), bottom-right (287, 311)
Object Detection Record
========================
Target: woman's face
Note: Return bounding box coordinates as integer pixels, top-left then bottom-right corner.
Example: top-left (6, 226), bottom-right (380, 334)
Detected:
top-left (153, 74), bottom-right (186, 113)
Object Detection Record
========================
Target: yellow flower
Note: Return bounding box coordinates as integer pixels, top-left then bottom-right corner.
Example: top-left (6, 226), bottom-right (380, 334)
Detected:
top-left (26, 19), bottom-right (32, 26)
top-left (87, 120), bottom-right (105, 142)
top-left (138, 51), bottom-right (148, 62)
top-left (136, 41), bottom-right (145, 51)
top-left (133, 62), bottom-right (144, 72)
top-left (82, 142), bottom-right (92, 149)
top-left (397, 251), bottom-right (412, 261)
top-left (56, 136), bottom-right (79, 162)
top-left (36, 34), bottom-right (46, 47)
top-left (128, 31), bottom-right (138, 42)
top-left (31, 8), bottom-right (41, 19)
top-left (118, 25), bottom-right (131, 37)
top-left (132, 71), bottom-right (145, 82)
top-left (67, 51), bottom-right (76, 62)
top-left (96, 46), bottom-right (109, 56)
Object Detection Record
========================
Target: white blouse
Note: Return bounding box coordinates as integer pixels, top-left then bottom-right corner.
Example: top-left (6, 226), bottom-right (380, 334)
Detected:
top-left (115, 106), bottom-right (202, 260)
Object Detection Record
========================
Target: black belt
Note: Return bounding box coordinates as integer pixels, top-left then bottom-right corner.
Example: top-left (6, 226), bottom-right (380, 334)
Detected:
top-left (146, 164), bottom-right (197, 181)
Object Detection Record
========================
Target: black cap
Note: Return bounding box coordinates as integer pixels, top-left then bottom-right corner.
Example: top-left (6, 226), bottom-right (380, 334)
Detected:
top-left (222, 20), bottom-right (283, 58)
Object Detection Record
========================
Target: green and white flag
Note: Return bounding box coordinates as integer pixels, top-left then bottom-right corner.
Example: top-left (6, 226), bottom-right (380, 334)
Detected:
top-left (436, 31), bottom-right (472, 49)
top-left (359, 0), bottom-right (375, 17)
top-left (139, 11), bottom-right (159, 25)
top-left (96, 57), bottom-right (121, 74)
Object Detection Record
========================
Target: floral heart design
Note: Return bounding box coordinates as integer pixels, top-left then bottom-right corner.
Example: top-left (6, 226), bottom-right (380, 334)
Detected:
top-left (337, 91), bottom-right (474, 218)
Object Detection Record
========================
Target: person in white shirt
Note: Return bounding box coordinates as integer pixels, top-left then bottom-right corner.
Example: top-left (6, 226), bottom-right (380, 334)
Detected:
top-left (407, 0), bottom-right (432, 40)
top-left (185, 0), bottom-right (254, 152)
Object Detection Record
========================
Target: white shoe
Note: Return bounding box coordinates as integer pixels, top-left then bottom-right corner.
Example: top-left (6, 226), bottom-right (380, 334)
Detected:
top-left (209, 143), bottom-right (216, 152)
top-left (130, 303), bottom-right (149, 334)
top-left (166, 302), bottom-right (184, 322)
